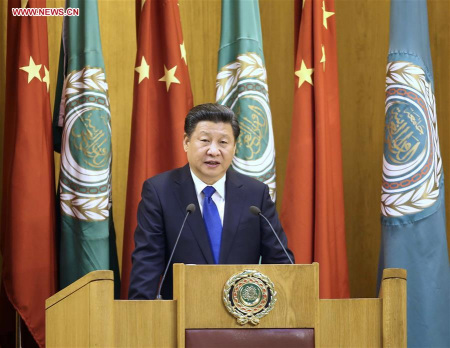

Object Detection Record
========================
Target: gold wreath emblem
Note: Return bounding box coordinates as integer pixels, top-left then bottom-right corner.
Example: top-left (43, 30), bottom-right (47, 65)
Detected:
top-left (223, 270), bottom-right (277, 325)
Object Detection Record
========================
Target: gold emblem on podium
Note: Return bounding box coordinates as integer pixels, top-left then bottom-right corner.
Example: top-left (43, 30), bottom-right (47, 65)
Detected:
top-left (223, 270), bottom-right (277, 325)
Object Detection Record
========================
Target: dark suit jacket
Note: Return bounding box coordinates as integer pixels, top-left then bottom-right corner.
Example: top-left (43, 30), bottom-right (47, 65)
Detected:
top-left (128, 164), bottom-right (294, 299)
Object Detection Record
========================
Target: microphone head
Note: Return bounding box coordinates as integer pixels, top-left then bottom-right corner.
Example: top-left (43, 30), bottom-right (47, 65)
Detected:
top-left (186, 203), bottom-right (196, 214)
top-left (249, 206), bottom-right (261, 216)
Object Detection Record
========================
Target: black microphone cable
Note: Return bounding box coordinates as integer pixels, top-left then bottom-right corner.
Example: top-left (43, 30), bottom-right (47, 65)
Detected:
top-left (250, 205), bottom-right (294, 265)
top-left (156, 203), bottom-right (196, 299)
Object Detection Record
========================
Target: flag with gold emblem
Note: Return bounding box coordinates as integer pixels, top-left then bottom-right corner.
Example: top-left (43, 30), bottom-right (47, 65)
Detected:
top-left (52, 0), bottom-right (120, 295)
top-left (280, 0), bottom-right (349, 298)
top-left (0, 0), bottom-right (57, 346)
top-left (378, 0), bottom-right (450, 346)
top-left (120, 0), bottom-right (193, 298)
top-left (216, 0), bottom-right (276, 200)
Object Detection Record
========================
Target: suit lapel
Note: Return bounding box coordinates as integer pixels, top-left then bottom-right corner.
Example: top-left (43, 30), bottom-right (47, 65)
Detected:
top-left (173, 165), bottom-right (215, 264)
top-left (219, 169), bottom-right (245, 263)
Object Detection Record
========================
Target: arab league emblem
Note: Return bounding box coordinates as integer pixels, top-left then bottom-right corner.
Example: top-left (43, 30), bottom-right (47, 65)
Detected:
top-left (223, 270), bottom-right (277, 325)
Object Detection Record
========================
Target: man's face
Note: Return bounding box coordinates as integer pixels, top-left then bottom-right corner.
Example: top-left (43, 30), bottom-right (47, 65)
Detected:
top-left (184, 121), bottom-right (236, 185)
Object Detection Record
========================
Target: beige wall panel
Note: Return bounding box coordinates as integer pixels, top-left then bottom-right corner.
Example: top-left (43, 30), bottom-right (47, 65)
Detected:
top-left (97, 0), bottom-right (136, 270)
top-left (46, 0), bottom-right (64, 106)
top-left (259, 0), bottom-right (294, 205)
top-left (180, 0), bottom-right (221, 105)
top-left (335, 0), bottom-right (390, 297)
top-left (46, 0), bottom-right (63, 199)
top-left (429, 0), bottom-right (450, 258)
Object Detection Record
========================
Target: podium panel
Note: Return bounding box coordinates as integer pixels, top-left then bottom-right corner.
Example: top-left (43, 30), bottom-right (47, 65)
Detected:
top-left (45, 271), bottom-right (114, 347)
top-left (173, 263), bottom-right (319, 329)
top-left (173, 263), bottom-right (406, 348)
top-left (45, 264), bottom-right (406, 347)
top-left (45, 271), bottom-right (176, 347)
top-left (114, 300), bottom-right (176, 347)
top-left (320, 299), bottom-right (382, 346)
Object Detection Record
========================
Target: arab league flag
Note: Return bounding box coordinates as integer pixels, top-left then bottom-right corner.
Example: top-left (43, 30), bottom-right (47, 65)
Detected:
top-left (379, 0), bottom-right (450, 346)
top-left (53, 0), bottom-right (120, 294)
top-left (216, 0), bottom-right (276, 200)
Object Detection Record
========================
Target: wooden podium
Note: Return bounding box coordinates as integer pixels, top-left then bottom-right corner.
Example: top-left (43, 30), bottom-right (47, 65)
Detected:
top-left (45, 263), bottom-right (406, 347)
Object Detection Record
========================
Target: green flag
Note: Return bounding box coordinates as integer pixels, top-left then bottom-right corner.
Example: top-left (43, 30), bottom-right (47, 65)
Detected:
top-left (378, 1), bottom-right (450, 345)
top-left (216, 0), bottom-right (276, 200)
top-left (53, 0), bottom-right (120, 295)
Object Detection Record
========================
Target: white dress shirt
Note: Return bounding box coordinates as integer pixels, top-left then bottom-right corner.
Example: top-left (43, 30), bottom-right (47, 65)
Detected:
top-left (190, 169), bottom-right (226, 225)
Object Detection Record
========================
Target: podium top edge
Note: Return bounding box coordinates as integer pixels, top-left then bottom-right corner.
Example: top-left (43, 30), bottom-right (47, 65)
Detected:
top-left (45, 270), bottom-right (114, 309)
top-left (173, 263), bottom-right (318, 268)
top-left (382, 268), bottom-right (407, 280)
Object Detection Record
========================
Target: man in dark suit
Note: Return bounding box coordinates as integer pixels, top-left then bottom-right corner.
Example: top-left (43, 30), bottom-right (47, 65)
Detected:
top-left (128, 103), bottom-right (293, 300)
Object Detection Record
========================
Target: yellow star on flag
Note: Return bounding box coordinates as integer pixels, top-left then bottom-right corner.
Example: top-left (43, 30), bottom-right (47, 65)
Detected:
top-left (141, 0), bottom-right (146, 11)
top-left (320, 44), bottom-right (326, 71)
top-left (20, 56), bottom-right (42, 83)
top-left (21, 0), bottom-right (28, 8)
top-left (322, 1), bottom-right (335, 29)
top-left (43, 66), bottom-right (50, 92)
top-left (295, 60), bottom-right (314, 88)
top-left (180, 41), bottom-right (187, 65)
top-left (135, 56), bottom-right (150, 84)
top-left (158, 65), bottom-right (180, 91)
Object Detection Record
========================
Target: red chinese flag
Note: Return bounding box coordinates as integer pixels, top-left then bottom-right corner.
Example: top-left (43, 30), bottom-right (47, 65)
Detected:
top-left (280, 0), bottom-right (349, 298)
top-left (0, 0), bottom-right (57, 346)
top-left (121, 0), bottom-right (193, 298)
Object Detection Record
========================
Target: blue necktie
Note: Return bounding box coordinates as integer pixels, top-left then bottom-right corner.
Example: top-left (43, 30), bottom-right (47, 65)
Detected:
top-left (202, 186), bottom-right (222, 264)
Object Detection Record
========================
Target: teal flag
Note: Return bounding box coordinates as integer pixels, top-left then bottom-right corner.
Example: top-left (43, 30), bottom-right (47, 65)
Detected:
top-left (53, 0), bottom-right (120, 296)
top-left (216, 0), bottom-right (276, 200)
top-left (379, 0), bottom-right (450, 346)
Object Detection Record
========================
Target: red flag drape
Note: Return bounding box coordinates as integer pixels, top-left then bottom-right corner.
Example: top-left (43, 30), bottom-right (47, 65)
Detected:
top-left (280, 0), bottom-right (349, 298)
top-left (0, 0), bottom-right (57, 346)
top-left (121, 0), bottom-right (193, 298)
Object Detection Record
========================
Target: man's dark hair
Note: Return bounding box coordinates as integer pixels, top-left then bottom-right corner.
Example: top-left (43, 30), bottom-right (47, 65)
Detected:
top-left (184, 103), bottom-right (240, 141)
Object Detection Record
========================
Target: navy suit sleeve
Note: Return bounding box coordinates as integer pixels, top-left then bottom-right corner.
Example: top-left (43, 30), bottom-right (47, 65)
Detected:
top-left (260, 185), bottom-right (295, 264)
top-left (128, 180), bottom-right (166, 299)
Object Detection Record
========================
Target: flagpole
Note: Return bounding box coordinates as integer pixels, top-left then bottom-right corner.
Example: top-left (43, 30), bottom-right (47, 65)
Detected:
top-left (15, 311), bottom-right (22, 348)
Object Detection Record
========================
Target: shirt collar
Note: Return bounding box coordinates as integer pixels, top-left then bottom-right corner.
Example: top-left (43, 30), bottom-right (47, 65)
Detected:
top-left (190, 169), bottom-right (226, 199)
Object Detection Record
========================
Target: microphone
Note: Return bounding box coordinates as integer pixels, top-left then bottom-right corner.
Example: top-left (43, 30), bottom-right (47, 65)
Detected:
top-left (156, 203), bottom-right (196, 299)
top-left (249, 206), bottom-right (294, 265)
